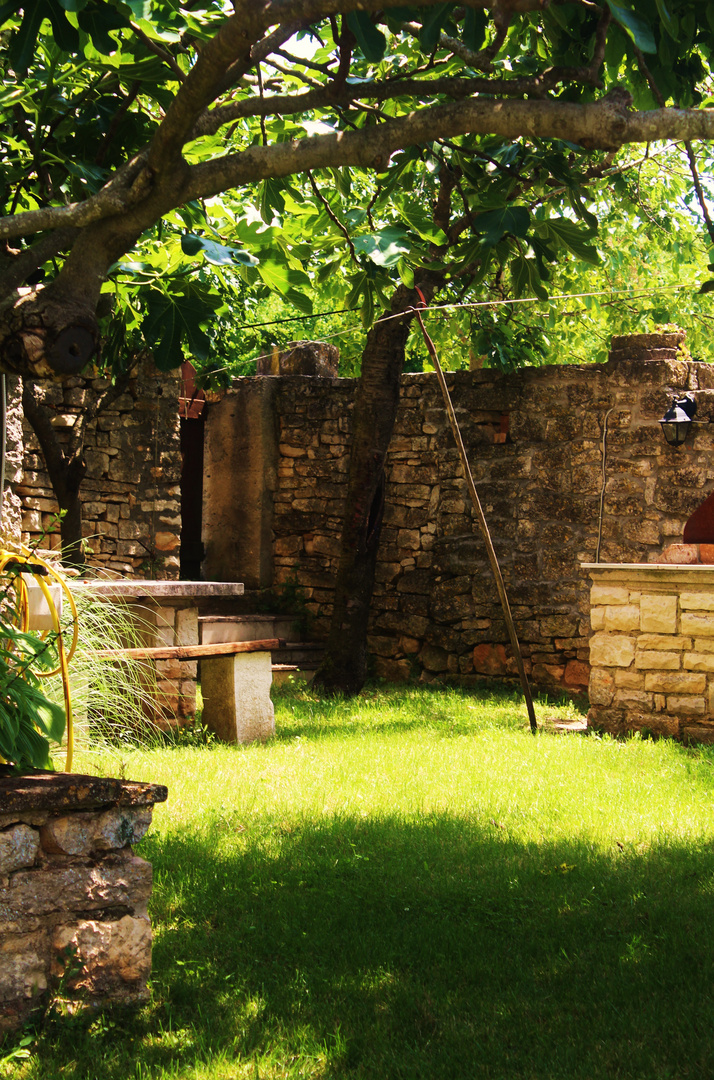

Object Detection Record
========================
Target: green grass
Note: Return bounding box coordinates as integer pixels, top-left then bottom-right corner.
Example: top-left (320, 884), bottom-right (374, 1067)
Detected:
top-left (6, 683), bottom-right (714, 1079)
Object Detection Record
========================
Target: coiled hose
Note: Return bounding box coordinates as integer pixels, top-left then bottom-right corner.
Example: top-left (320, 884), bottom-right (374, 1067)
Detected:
top-left (0, 547), bottom-right (78, 771)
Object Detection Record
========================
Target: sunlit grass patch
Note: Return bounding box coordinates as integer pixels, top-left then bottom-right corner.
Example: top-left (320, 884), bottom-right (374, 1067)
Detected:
top-left (8, 682), bottom-right (714, 1080)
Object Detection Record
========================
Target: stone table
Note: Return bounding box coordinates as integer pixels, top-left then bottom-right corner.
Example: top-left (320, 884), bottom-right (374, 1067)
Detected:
top-left (69, 580), bottom-right (244, 722)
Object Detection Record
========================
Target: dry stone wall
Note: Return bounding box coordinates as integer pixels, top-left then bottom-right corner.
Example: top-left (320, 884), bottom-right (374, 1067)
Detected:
top-left (18, 360), bottom-right (182, 578)
top-left (206, 334), bottom-right (714, 692)
top-left (0, 772), bottom-right (167, 1031)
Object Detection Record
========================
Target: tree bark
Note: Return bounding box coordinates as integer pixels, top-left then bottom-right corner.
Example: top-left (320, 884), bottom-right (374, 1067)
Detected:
top-left (314, 278), bottom-right (439, 695)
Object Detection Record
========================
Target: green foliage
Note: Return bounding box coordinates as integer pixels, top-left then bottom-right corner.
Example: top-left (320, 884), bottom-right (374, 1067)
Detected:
top-left (1, 0), bottom-right (714, 380)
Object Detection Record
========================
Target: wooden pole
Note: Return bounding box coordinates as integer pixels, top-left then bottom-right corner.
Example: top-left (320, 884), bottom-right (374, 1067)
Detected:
top-left (414, 308), bottom-right (538, 733)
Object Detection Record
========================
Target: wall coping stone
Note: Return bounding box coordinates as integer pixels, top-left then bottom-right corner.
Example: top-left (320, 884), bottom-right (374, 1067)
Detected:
top-left (584, 564), bottom-right (714, 586)
top-left (0, 771), bottom-right (168, 813)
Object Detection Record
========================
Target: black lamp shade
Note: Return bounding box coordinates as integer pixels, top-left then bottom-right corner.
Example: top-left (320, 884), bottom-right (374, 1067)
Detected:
top-left (660, 396), bottom-right (697, 447)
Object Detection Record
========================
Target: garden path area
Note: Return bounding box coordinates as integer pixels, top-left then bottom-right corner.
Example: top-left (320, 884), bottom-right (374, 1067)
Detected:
top-left (5, 684), bottom-right (714, 1080)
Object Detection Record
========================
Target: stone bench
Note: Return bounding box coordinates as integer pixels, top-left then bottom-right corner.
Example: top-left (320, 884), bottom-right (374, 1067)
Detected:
top-left (95, 639), bottom-right (279, 743)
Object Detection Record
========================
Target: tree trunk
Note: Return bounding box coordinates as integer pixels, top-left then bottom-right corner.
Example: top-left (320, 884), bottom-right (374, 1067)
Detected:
top-left (21, 374), bottom-right (130, 570)
top-left (314, 280), bottom-right (438, 695)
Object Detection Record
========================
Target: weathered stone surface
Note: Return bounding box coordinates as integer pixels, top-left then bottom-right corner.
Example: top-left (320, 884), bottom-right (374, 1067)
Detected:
top-left (1, 853), bottom-right (152, 921)
top-left (589, 633), bottom-right (635, 668)
top-left (634, 651), bottom-right (680, 670)
top-left (683, 652), bottom-right (714, 672)
top-left (40, 808), bottom-right (152, 856)
top-left (419, 643), bottom-right (450, 672)
top-left (20, 359), bottom-right (181, 579)
top-left (603, 605), bottom-right (640, 632)
top-left (591, 585), bottom-right (629, 606)
top-left (0, 824), bottom-right (40, 875)
top-left (667, 695), bottom-right (707, 715)
top-left (51, 916), bottom-right (151, 999)
top-left (640, 594), bottom-right (677, 634)
top-left (682, 722), bottom-right (714, 744)
top-left (680, 591), bottom-right (714, 611)
top-left (374, 657), bottom-right (411, 681)
top-left (0, 774), bottom-right (162, 1033)
top-left (0, 931), bottom-right (48, 1003)
top-left (644, 671), bottom-right (707, 694)
top-left (657, 543), bottom-right (700, 565)
top-left (0, 773), bottom-right (167, 814)
top-left (473, 643), bottom-right (512, 676)
top-left (681, 612), bottom-right (714, 636)
top-left (257, 341), bottom-right (339, 378)
top-left (563, 659), bottom-right (589, 688)
top-left (615, 669), bottom-right (644, 688)
top-left (588, 667), bottom-right (614, 706)
top-left (638, 634), bottom-right (691, 651)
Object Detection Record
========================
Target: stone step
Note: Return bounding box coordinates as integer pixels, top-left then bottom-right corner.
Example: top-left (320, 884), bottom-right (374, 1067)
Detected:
top-left (199, 613), bottom-right (301, 645)
top-left (272, 642), bottom-right (324, 666)
top-left (272, 663), bottom-right (316, 686)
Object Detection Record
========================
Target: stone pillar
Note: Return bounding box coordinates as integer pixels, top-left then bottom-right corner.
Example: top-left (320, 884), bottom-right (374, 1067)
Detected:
top-left (201, 380), bottom-right (278, 587)
top-left (0, 772), bottom-right (167, 1032)
top-left (201, 651), bottom-right (275, 743)
top-left (585, 563), bottom-right (714, 742)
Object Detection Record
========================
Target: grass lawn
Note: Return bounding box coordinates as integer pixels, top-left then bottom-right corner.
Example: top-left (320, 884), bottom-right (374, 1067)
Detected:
top-left (5, 682), bottom-right (714, 1079)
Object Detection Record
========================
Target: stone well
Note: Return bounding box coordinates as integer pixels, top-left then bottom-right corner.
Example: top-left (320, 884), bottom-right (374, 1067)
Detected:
top-left (0, 771), bottom-right (167, 1031)
top-left (584, 563), bottom-right (714, 741)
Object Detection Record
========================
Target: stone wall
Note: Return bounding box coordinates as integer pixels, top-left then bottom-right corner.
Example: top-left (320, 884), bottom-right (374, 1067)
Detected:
top-left (17, 360), bottom-right (182, 578)
top-left (587, 564), bottom-right (714, 742)
top-left (0, 772), bottom-right (167, 1031)
top-left (203, 333), bottom-right (714, 692)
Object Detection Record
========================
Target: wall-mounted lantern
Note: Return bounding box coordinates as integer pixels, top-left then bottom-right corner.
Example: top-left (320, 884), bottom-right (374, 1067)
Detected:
top-left (659, 393), bottom-right (700, 447)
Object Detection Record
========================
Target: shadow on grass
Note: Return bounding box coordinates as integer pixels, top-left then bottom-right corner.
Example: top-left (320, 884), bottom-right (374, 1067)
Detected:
top-left (22, 812), bottom-right (714, 1080)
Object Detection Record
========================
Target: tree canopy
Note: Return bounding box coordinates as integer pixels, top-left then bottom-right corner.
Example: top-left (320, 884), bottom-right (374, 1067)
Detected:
top-left (2, 1), bottom-right (714, 382)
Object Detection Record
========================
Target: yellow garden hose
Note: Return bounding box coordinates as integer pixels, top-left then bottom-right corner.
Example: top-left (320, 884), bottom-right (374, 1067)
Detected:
top-left (0, 547), bottom-right (78, 771)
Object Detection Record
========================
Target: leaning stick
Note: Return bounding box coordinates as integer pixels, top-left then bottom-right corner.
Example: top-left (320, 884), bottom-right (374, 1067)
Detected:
top-left (414, 306), bottom-right (538, 733)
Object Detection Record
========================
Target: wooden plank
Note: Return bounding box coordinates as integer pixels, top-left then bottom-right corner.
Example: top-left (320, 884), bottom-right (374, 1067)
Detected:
top-left (94, 637), bottom-right (281, 661)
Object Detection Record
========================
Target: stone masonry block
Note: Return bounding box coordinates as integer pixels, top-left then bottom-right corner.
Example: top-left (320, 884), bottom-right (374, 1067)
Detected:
top-left (638, 634), bottom-right (691, 651)
top-left (644, 672), bottom-right (707, 694)
top-left (681, 613), bottom-right (714, 637)
top-left (590, 606), bottom-right (605, 631)
top-left (39, 809), bottom-right (153, 858)
top-left (52, 915), bottom-right (151, 998)
top-left (634, 651), bottom-right (681, 670)
top-left (588, 667), bottom-right (615, 705)
top-left (695, 638), bottom-right (714, 653)
top-left (591, 585), bottom-right (629, 605)
top-left (683, 653), bottom-right (714, 672)
top-left (589, 633), bottom-right (636, 668)
top-left (0, 824), bottom-right (40, 875)
top-left (667, 695), bottom-right (707, 715)
top-left (0, 931), bottom-right (48, 1002)
top-left (613, 690), bottom-right (653, 710)
top-left (603, 605), bottom-right (640, 632)
top-left (680, 592), bottom-right (714, 611)
top-left (640, 593), bottom-right (678, 634)
top-left (615, 670), bottom-right (645, 688)
top-left (682, 722), bottom-right (714, 744)
top-left (2, 854), bottom-right (152, 921)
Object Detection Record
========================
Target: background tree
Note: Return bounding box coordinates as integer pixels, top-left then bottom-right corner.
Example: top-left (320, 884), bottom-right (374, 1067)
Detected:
top-left (2, 1), bottom-right (714, 680)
